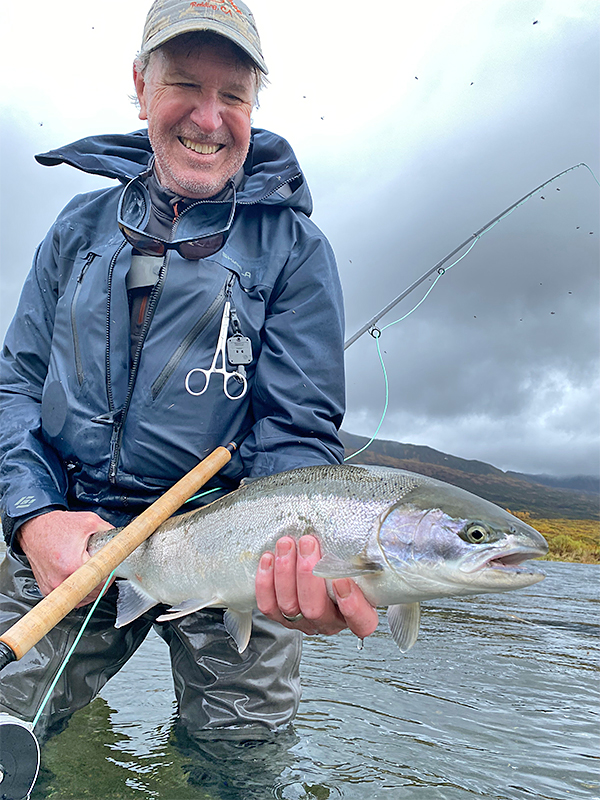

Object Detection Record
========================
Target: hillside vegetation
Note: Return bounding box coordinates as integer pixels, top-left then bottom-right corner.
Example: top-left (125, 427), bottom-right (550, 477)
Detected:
top-left (341, 431), bottom-right (600, 563)
top-left (513, 514), bottom-right (600, 564)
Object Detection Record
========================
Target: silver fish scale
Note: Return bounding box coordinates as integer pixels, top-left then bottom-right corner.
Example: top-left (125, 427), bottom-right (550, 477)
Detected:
top-left (208, 464), bottom-right (424, 509)
top-left (89, 463), bottom-right (548, 650)
top-left (183, 464), bottom-right (426, 561)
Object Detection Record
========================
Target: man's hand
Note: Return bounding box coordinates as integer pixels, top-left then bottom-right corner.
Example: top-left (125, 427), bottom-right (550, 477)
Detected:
top-left (255, 535), bottom-right (379, 640)
top-left (17, 510), bottom-right (115, 607)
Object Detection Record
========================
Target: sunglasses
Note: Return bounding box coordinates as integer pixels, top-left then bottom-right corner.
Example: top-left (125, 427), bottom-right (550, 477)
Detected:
top-left (117, 171), bottom-right (237, 261)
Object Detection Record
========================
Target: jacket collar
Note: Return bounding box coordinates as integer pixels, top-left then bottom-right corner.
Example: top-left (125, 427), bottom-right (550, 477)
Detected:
top-left (35, 128), bottom-right (313, 215)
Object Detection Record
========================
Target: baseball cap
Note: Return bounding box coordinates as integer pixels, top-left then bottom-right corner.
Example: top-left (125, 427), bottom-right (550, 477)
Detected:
top-left (140, 0), bottom-right (268, 74)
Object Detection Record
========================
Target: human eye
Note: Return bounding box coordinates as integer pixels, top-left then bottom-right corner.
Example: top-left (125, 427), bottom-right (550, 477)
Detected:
top-left (222, 92), bottom-right (244, 104)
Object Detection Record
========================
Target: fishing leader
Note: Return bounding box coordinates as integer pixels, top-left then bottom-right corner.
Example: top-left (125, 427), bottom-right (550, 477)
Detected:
top-left (0, 0), bottom-right (377, 741)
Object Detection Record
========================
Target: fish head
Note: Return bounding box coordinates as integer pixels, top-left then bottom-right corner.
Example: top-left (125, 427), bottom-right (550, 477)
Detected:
top-left (376, 477), bottom-right (548, 599)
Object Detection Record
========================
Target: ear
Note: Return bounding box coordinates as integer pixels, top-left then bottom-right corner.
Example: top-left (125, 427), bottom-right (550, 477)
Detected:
top-left (133, 62), bottom-right (149, 121)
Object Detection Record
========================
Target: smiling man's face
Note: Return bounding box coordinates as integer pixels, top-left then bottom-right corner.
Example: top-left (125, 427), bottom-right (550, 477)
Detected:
top-left (134, 37), bottom-right (255, 199)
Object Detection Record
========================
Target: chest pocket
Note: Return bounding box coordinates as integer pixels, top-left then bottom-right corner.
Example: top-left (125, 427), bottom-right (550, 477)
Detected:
top-left (150, 275), bottom-right (230, 401)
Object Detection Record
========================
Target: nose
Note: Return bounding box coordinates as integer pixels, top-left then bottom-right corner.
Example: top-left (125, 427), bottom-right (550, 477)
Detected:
top-left (189, 94), bottom-right (222, 134)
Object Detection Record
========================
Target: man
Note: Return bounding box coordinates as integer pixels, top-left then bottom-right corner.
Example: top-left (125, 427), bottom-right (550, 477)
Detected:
top-left (0, 0), bottom-right (377, 742)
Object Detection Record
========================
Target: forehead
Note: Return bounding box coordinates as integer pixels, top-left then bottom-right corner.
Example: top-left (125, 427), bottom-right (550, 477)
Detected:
top-left (151, 37), bottom-right (255, 89)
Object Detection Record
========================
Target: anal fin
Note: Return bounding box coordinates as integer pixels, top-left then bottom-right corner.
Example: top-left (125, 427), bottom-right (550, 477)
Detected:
top-left (223, 609), bottom-right (254, 654)
top-left (156, 597), bottom-right (220, 623)
top-left (387, 602), bottom-right (421, 653)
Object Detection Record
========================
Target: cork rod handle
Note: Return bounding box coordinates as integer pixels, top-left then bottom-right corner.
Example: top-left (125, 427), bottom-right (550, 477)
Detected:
top-left (0, 444), bottom-right (234, 667)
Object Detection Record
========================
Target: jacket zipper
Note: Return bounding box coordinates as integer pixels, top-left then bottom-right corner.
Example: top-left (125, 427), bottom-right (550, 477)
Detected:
top-left (102, 168), bottom-right (286, 483)
top-left (148, 176), bottom-right (299, 399)
top-left (104, 241), bottom-right (128, 415)
top-left (105, 198), bottom-right (219, 483)
top-left (150, 273), bottom-right (234, 400)
top-left (70, 252), bottom-right (97, 386)
top-left (107, 249), bottom-right (170, 482)
top-left (236, 172), bottom-right (302, 206)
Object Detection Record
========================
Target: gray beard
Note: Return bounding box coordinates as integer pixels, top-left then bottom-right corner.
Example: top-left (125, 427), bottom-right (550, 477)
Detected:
top-left (151, 135), bottom-right (249, 199)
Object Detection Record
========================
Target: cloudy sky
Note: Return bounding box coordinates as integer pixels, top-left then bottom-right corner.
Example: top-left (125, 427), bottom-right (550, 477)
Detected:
top-left (1, 0), bottom-right (598, 478)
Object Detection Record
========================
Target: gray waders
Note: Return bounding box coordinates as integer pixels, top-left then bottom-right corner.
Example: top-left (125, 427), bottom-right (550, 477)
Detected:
top-left (0, 549), bottom-right (302, 743)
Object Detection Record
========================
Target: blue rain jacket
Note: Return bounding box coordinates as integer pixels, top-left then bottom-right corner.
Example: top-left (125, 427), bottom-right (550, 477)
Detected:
top-left (0, 128), bottom-right (345, 541)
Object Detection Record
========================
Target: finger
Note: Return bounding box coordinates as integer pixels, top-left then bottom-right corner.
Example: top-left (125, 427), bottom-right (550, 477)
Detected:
top-left (75, 581), bottom-right (113, 609)
top-left (273, 537), bottom-right (302, 619)
top-left (79, 518), bottom-right (115, 567)
top-left (296, 537), bottom-right (345, 632)
top-left (82, 518), bottom-right (115, 554)
top-left (256, 550), bottom-right (316, 634)
top-left (76, 523), bottom-right (116, 607)
top-left (74, 560), bottom-right (116, 608)
top-left (95, 518), bottom-right (116, 531)
top-left (75, 590), bottom-right (103, 608)
top-left (78, 512), bottom-right (115, 532)
top-left (255, 551), bottom-right (278, 617)
top-left (332, 579), bottom-right (379, 640)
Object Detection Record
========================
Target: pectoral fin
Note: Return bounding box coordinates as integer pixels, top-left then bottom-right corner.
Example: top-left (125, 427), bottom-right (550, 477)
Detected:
top-left (115, 580), bottom-right (159, 628)
top-left (155, 597), bottom-right (221, 623)
top-left (223, 609), bottom-right (254, 654)
top-left (312, 553), bottom-right (383, 579)
top-left (387, 603), bottom-right (421, 652)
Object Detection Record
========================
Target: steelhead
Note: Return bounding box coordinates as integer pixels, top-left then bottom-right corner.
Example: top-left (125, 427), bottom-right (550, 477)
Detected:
top-left (88, 464), bottom-right (548, 653)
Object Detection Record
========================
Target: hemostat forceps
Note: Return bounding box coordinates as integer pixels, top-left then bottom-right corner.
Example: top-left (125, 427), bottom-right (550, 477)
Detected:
top-left (185, 299), bottom-right (248, 400)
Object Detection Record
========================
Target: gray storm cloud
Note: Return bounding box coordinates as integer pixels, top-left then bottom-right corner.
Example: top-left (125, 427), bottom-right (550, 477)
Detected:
top-left (1, 0), bottom-right (598, 478)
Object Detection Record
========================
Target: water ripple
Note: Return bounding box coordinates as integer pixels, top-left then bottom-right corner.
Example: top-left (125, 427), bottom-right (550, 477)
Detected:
top-left (28, 561), bottom-right (599, 800)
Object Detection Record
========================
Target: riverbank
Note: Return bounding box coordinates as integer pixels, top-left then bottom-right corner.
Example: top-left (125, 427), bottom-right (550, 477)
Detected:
top-left (513, 513), bottom-right (600, 564)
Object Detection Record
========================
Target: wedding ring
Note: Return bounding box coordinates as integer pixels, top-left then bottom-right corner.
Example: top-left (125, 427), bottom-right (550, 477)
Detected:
top-left (281, 611), bottom-right (304, 623)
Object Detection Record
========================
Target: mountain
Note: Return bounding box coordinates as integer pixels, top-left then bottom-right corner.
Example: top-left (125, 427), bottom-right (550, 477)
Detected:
top-left (505, 472), bottom-right (599, 496)
top-left (340, 431), bottom-right (599, 521)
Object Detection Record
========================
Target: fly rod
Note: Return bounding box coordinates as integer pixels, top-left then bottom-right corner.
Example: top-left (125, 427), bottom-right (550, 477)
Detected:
top-left (0, 163), bottom-right (592, 671)
top-left (0, 442), bottom-right (236, 671)
top-left (344, 163), bottom-right (588, 350)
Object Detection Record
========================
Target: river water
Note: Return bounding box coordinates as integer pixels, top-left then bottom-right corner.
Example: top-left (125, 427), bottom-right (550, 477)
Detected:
top-left (30, 561), bottom-right (599, 799)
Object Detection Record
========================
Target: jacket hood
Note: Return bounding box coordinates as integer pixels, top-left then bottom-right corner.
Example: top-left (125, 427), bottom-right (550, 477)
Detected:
top-left (35, 128), bottom-right (313, 215)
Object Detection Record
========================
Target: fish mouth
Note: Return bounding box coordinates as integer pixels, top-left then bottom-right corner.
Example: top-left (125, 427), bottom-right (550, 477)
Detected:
top-left (460, 545), bottom-right (547, 575)
top-left (485, 547), bottom-right (545, 569)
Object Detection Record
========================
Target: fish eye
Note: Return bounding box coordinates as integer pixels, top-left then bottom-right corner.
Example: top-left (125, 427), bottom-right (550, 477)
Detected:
top-left (460, 522), bottom-right (491, 544)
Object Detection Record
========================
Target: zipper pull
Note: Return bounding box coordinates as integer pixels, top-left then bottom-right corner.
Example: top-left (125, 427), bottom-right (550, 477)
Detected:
top-left (225, 272), bottom-right (236, 299)
top-left (229, 305), bottom-right (243, 335)
top-left (78, 252), bottom-right (97, 282)
top-left (108, 428), bottom-right (120, 482)
top-left (91, 408), bottom-right (123, 426)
